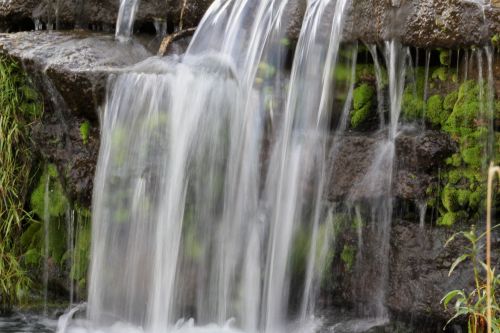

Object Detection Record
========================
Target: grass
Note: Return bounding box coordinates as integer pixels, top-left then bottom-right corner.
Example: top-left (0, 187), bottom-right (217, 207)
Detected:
top-left (0, 55), bottom-right (43, 309)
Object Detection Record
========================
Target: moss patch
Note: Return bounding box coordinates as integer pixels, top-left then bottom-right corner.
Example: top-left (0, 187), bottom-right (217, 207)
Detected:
top-left (351, 83), bottom-right (375, 128)
top-left (80, 121), bottom-right (90, 145)
top-left (30, 165), bottom-right (69, 219)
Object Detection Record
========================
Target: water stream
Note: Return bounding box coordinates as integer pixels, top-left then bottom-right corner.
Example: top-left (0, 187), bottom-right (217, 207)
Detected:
top-left (15, 0), bottom-right (493, 332)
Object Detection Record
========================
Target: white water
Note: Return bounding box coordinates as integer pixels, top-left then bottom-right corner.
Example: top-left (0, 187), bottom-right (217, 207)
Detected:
top-left (116, 0), bottom-right (141, 41)
top-left (43, 173), bottom-right (51, 317)
top-left (74, 0), bottom-right (353, 332)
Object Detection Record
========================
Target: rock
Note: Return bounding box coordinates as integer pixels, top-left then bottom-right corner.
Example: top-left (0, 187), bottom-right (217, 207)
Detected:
top-left (0, 0), bottom-right (214, 33)
top-left (327, 219), bottom-right (500, 327)
top-left (343, 0), bottom-right (499, 48)
top-left (1, 0), bottom-right (498, 48)
top-left (327, 130), bottom-right (457, 202)
top-left (0, 31), bottom-right (152, 206)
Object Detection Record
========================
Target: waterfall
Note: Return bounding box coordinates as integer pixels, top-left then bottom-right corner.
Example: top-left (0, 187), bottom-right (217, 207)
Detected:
top-left (43, 173), bottom-right (50, 317)
top-left (80, 0), bottom-right (353, 332)
top-left (116, 0), bottom-right (141, 41)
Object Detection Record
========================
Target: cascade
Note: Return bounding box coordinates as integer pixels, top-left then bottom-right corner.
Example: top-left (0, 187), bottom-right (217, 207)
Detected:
top-left (116, 0), bottom-right (141, 41)
top-left (78, 0), bottom-right (353, 332)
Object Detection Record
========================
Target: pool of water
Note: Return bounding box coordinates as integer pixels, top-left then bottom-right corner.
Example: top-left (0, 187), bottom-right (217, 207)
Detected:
top-left (0, 313), bottom-right (57, 332)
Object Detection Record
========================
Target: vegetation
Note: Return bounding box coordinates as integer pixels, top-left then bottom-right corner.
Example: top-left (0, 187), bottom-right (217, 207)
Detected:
top-left (442, 225), bottom-right (500, 332)
top-left (422, 80), bottom-right (496, 227)
top-left (0, 55), bottom-right (43, 309)
top-left (80, 121), bottom-right (90, 145)
top-left (351, 83), bottom-right (375, 128)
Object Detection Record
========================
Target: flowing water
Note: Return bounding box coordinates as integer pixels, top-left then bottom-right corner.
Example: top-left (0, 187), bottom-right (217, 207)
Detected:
top-left (61, 0), bottom-right (353, 332)
top-left (116, 0), bottom-right (141, 41)
top-left (43, 173), bottom-right (51, 317)
top-left (22, 0), bottom-right (494, 332)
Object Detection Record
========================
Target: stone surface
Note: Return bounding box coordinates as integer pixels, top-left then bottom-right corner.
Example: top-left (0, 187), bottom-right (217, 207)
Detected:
top-left (1, 0), bottom-right (498, 48)
top-left (327, 130), bottom-right (457, 202)
top-left (0, 0), bottom-right (213, 33)
top-left (327, 219), bottom-right (500, 327)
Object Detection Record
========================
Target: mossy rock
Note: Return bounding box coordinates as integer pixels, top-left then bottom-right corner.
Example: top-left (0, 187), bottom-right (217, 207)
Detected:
top-left (443, 81), bottom-right (482, 137)
top-left (425, 95), bottom-right (445, 126)
top-left (340, 244), bottom-right (355, 271)
top-left (30, 164), bottom-right (69, 219)
top-left (432, 67), bottom-right (448, 81)
top-left (402, 87), bottom-right (425, 120)
top-left (439, 49), bottom-right (450, 66)
top-left (351, 83), bottom-right (375, 128)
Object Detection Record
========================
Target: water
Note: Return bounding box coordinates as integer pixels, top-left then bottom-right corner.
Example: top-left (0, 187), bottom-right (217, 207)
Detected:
top-left (43, 173), bottom-right (51, 317)
top-left (76, 0), bottom-right (352, 332)
top-left (0, 313), bottom-right (56, 333)
top-left (30, 0), bottom-right (495, 332)
top-left (116, 0), bottom-right (141, 41)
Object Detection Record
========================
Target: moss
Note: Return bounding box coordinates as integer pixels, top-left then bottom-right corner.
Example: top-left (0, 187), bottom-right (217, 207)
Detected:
top-left (492, 34), bottom-right (500, 48)
top-left (340, 245), bottom-right (355, 271)
top-left (70, 219), bottom-right (91, 291)
top-left (426, 95), bottom-right (445, 126)
top-left (443, 91), bottom-right (458, 111)
top-left (402, 88), bottom-right (425, 120)
top-left (438, 211), bottom-right (460, 227)
top-left (30, 164), bottom-right (69, 219)
top-left (257, 62), bottom-right (276, 80)
top-left (432, 67), bottom-right (448, 81)
top-left (439, 49), bottom-right (450, 66)
top-left (80, 121), bottom-right (90, 145)
top-left (351, 83), bottom-right (375, 128)
top-left (442, 186), bottom-right (461, 212)
top-left (461, 146), bottom-right (483, 168)
top-left (443, 81), bottom-right (482, 137)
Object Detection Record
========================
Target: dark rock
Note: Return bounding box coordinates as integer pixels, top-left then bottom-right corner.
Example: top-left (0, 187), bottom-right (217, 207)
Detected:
top-left (327, 219), bottom-right (500, 327)
top-left (327, 130), bottom-right (456, 202)
top-left (0, 0), bottom-right (213, 33)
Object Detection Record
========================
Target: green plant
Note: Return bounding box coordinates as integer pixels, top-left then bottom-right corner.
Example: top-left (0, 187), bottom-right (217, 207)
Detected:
top-left (0, 55), bottom-right (42, 308)
top-left (80, 121), bottom-right (90, 144)
top-left (442, 225), bottom-right (500, 332)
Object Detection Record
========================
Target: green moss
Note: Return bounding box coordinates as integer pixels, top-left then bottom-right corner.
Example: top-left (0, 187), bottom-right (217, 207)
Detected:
top-left (30, 164), bottom-right (69, 219)
top-left (439, 49), bottom-right (450, 66)
top-left (492, 34), bottom-right (500, 48)
top-left (461, 146), bottom-right (483, 168)
top-left (443, 81), bottom-right (482, 137)
top-left (443, 91), bottom-right (458, 111)
top-left (426, 95), bottom-right (445, 126)
top-left (402, 88), bottom-right (425, 120)
top-left (70, 219), bottom-right (91, 291)
top-left (442, 186), bottom-right (461, 212)
top-left (333, 64), bottom-right (351, 82)
top-left (438, 211), bottom-right (461, 227)
top-left (340, 245), bottom-right (355, 271)
top-left (432, 67), bottom-right (448, 81)
top-left (257, 62), bottom-right (276, 80)
top-left (351, 83), bottom-right (375, 128)
top-left (80, 121), bottom-right (90, 145)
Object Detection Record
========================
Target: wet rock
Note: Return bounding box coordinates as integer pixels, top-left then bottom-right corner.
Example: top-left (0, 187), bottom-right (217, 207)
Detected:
top-left (0, 0), bottom-right (213, 33)
top-left (328, 219), bottom-right (500, 327)
top-left (387, 221), bottom-right (500, 323)
top-left (327, 130), bottom-right (457, 202)
top-left (0, 31), bottom-right (152, 206)
top-left (344, 0), bottom-right (500, 48)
